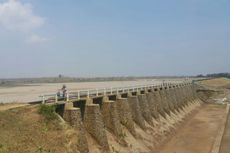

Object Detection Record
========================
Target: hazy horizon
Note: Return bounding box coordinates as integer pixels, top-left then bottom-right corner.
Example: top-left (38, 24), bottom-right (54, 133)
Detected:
top-left (0, 75), bottom-right (196, 79)
top-left (0, 0), bottom-right (229, 78)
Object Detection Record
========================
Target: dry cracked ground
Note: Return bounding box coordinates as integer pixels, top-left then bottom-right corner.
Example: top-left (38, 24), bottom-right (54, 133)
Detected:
top-left (0, 77), bottom-right (230, 153)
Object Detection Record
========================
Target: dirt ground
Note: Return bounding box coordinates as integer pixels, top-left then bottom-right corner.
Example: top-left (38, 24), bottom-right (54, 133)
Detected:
top-left (0, 106), bottom-right (69, 153)
top-left (0, 103), bottom-right (28, 111)
top-left (219, 107), bottom-right (230, 153)
top-left (158, 104), bottom-right (226, 153)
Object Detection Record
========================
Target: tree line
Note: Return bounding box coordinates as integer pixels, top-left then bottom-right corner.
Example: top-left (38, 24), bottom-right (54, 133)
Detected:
top-left (196, 73), bottom-right (230, 78)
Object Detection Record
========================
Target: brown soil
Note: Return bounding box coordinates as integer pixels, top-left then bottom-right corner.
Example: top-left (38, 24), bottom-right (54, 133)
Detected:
top-left (0, 103), bottom-right (28, 111)
top-left (0, 106), bottom-right (69, 153)
top-left (157, 104), bottom-right (226, 153)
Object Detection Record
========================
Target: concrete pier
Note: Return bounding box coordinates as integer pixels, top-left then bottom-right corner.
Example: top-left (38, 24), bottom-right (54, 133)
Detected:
top-left (63, 107), bottom-right (89, 153)
top-left (153, 89), bottom-right (167, 118)
top-left (128, 95), bottom-right (146, 130)
top-left (83, 104), bottom-right (110, 152)
top-left (138, 93), bottom-right (153, 125)
top-left (159, 89), bottom-right (171, 116)
top-left (146, 91), bottom-right (159, 119)
top-left (115, 98), bottom-right (136, 137)
top-left (101, 100), bottom-right (123, 138)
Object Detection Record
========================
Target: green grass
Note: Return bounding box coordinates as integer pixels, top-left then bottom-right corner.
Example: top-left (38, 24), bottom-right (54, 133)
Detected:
top-left (38, 104), bottom-right (57, 121)
top-left (0, 144), bottom-right (9, 153)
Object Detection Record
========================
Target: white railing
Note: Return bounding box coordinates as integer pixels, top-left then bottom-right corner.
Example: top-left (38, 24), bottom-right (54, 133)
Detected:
top-left (39, 80), bottom-right (191, 104)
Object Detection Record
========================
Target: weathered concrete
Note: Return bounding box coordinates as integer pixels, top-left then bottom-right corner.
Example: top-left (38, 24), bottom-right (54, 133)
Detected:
top-left (164, 88), bottom-right (176, 113)
top-left (128, 95), bottom-right (146, 130)
top-left (137, 93), bottom-right (153, 125)
top-left (115, 98), bottom-right (136, 137)
top-left (63, 107), bottom-right (89, 153)
top-left (168, 88), bottom-right (179, 112)
top-left (64, 101), bottom-right (74, 110)
top-left (153, 89), bottom-right (167, 118)
top-left (101, 100), bottom-right (123, 139)
top-left (83, 104), bottom-right (110, 152)
top-left (146, 91), bottom-right (159, 119)
top-left (159, 88), bottom-right (171, 116)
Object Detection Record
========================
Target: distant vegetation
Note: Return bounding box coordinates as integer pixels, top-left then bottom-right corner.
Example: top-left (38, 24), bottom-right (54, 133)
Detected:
top-left (196, 73), bottom-right (230, 79)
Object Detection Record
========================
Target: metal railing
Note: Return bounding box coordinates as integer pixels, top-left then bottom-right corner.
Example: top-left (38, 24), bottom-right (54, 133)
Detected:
top-left (39, 80), bottom-right (191, 104)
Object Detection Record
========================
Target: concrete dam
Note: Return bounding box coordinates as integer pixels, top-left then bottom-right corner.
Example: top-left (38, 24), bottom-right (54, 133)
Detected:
top-left (52, 82), bottom-right (203, 153)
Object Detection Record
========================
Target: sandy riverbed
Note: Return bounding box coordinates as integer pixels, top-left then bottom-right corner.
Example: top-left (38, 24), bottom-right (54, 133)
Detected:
top-left (0, 79), bottom-right (185, 103)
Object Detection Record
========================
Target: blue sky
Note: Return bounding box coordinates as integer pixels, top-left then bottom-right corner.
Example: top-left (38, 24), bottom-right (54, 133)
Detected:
top-left (0, 0), bottom-right (229, 78)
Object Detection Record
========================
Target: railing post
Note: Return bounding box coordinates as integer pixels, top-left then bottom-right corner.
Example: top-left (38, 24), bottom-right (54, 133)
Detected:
top-left (77, 91), bottom-right (80, 99)
top-left (66, 93), bottom-right (69, 102)
top-left (87, 90), bottom-right (90, 98)
top-left (42, 95), bottom-right (45, 104)
top-left (110, 87), bottom-right (113, 94)
top-left (96, 89), bottom-right (99, 96)
top-left (55, 94), bottom-right (58, 103)
top-left (104, 88), bottom-right (106, 95)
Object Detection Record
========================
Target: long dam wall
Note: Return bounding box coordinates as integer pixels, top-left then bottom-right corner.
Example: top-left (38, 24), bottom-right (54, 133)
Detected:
top-left (55, 82), bottom-right (202, 153)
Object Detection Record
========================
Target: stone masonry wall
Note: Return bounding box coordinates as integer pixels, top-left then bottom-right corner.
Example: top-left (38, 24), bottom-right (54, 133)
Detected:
top-left (146, 91), bottom-right (159, 119)
top-left (101, 100), bottom-right (123, 138)
top-left (63, 107), bottom-right (89, 153)
top-left (128, 95), bottom-right (146, 130)
top-left (138, 94), bottom-right (153, 125)
top-left (153, 89), bottom-right (166, 118)
top-left (83, 104), bottom-right (110, 152)
top-left (165, 88), bottom-right (176, 113)
top-left (159, 89), bottom-right (171, 115)
top-left (115, 98), bottom-right (136, 137)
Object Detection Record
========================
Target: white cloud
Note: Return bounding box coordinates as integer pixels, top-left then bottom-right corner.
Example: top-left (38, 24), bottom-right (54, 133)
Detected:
top-left (0, 0), bottom-right (44, 32)
top-left (26, 34), bottom-right (48, 44)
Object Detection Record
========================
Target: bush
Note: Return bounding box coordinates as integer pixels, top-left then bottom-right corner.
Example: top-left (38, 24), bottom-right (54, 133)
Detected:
top-left (38, 104), bottom-right (57, 120)
top-left (0, 144), bottom-right (8, 153)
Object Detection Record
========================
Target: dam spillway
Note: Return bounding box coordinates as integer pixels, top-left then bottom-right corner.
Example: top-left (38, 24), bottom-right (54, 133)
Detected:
top-left (55, 82), bottom-right (202, 153)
